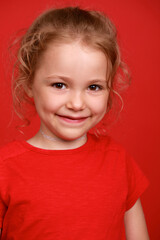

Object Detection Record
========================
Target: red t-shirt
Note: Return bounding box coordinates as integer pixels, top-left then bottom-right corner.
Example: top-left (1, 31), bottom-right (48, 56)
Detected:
top-left (0, 133), bottom-right (149, 240)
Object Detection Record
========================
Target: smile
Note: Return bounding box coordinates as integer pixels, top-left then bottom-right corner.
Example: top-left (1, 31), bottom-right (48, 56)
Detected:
top-left (56, 115), bottom-right (88, 124)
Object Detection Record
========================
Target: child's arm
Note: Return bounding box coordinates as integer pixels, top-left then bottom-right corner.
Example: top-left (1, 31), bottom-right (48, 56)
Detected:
top-left (124, 198), bottom-right (149, 240)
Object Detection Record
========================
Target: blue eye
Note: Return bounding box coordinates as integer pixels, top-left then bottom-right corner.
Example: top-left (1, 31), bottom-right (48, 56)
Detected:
top-left (88, 85), bottom-right (102, 91)
top-left (52, 83), bottom-right (66, 89)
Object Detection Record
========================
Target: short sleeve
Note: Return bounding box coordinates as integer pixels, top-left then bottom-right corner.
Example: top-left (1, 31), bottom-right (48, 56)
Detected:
top-left (125, 154), bottom-right (149, 210)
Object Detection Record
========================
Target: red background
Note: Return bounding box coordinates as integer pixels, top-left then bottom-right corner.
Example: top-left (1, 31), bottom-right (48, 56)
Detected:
top-left (0, 0), bottom-right (159, 238)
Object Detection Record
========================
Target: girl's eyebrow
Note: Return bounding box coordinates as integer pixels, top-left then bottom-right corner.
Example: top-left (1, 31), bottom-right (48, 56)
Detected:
top-left (46, 74), bottom-right (107, 83)
top-left (46, 75), bottom-right (72, 81)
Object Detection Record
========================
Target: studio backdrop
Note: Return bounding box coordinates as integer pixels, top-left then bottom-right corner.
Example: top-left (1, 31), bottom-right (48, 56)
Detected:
top-left (0, 0), bottom-right (160, 239)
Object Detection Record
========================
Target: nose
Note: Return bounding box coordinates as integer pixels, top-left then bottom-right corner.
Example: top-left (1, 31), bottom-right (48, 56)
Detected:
top-left (66, 91), bottom-right (85, 111)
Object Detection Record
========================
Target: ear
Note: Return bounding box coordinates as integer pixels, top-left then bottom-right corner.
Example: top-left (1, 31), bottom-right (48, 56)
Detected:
top-left (107, 78), bottom-right (112, 89)
top-left (24, 84), bottom-right (34, 98)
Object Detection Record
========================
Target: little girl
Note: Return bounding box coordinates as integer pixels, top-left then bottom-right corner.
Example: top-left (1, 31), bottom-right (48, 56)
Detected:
top-left (0, 6), bottom-right (149, 240)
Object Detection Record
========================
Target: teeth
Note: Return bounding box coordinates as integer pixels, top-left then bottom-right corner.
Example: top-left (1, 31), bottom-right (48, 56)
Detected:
top-left (57, 115), bottom-right (87, 120)
top-left (64, 116), bottom-right (84, 120)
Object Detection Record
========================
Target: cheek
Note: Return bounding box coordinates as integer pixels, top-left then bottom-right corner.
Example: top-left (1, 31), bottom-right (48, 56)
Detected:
top-left (88, 96), bottom-right (108, 114)
top-left (34, 93), bottom-right (64, 112)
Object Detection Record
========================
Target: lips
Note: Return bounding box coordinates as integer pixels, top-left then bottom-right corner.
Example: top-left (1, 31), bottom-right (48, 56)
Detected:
top-left (56, 115), bottom-right (88, 124)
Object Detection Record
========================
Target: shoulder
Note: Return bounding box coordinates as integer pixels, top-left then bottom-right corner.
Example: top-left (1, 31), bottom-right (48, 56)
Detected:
top-left (88, 132), bottom-right (127, 154)
top-left (0, 141), bottom-right (28, 162)
top-left (88, 133), bottom-right (133, 168)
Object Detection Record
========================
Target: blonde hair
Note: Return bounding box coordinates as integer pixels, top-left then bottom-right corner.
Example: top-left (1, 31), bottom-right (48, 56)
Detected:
top-left (12, 6), bottom-right (130, 126)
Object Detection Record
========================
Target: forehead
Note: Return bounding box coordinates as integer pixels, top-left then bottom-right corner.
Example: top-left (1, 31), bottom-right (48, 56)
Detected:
top-left (37, 41), bottom-right (108, 75)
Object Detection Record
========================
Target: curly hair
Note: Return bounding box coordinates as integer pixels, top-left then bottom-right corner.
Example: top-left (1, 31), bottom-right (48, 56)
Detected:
top-left (12, 6), bottom-right (130, 127)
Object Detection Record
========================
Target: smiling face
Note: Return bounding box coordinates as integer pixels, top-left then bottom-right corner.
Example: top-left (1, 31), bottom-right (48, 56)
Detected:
top-left (29, 41), bottom-right (110, 144)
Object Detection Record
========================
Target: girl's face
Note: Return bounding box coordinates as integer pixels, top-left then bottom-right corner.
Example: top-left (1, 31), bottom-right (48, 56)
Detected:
top-left (29, 42), bottom-right (110, 142)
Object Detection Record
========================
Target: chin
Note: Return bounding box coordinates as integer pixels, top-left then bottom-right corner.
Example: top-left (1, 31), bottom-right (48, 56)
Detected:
top-left (58, 132), bottom-right (86, 142)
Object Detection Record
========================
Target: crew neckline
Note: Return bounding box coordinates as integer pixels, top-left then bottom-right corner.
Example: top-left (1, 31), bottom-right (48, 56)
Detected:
top-left (18, 133), bottom-right (95, 155)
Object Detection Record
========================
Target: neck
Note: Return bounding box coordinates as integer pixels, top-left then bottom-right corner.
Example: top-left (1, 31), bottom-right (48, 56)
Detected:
top-left (40, 129), bottom-right (86, 143)
top-left (27, 129), bottom-right (87, 150)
